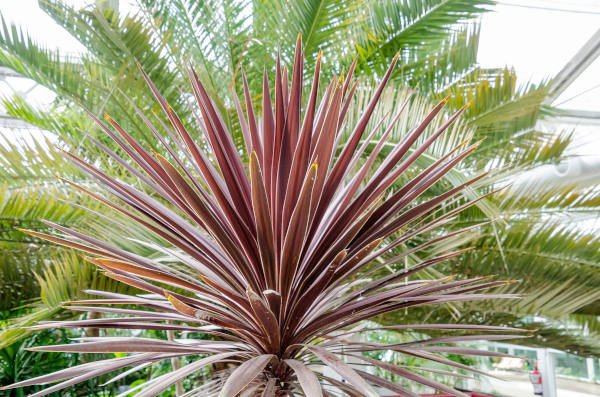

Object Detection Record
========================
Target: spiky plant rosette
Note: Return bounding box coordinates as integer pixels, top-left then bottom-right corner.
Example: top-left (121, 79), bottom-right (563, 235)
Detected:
top-left (4, 36), bottom-right (524, 396)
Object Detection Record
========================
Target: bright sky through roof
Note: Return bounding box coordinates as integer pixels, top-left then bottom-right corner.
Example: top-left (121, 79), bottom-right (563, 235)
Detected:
top-left (478, 1), bottom-right (600, 111)
top-left (1, 0), bottom-right (87, 54)
top-left (478, 2), bottom-right (599, 84)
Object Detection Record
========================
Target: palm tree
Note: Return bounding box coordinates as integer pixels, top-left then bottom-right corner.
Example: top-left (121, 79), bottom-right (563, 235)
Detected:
top-left (0, 0), bottom-right (598, 361)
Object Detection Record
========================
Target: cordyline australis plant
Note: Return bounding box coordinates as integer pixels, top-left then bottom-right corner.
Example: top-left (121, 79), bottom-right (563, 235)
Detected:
top-left (4, 36), bottom-right (523, 397)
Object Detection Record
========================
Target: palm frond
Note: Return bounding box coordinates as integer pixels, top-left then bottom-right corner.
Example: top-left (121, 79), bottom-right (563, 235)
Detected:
top-left (258, 0), bottom-right (365, 65)
top-left (453, 222), bottom-right (600, 324)
top-left (0, 129), bottom-right (73, 183)
top-left (354, 0), bottom-right (493, 75)
top-left (343, 83), bottom-right (499, 221)
top-left (440, 68), bottom-right (558, 164)
top-left (0, 247), bottom-right (49, 311)
top-left (0, 182), bottom-right (98, 244)
top-left (1, 96), bottom-right (91, 153)
top-left (0, 15), bottom-right (89, 99)
top-left (0, 249), bottom-right (138, 348)
top-left (137, 0), bottom-right (229, 97)
top-left (399, 23), bottom-right (481, 93)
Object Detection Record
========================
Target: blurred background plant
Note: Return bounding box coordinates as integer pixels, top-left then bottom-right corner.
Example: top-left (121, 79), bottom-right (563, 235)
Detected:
top-left (1, 0), bottom-right (599, 393)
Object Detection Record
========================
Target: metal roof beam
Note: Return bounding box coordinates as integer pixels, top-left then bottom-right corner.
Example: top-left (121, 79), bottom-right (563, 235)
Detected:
top-left (555, 109), bottom-right (600, 123)
top-left (544, 28), bottom-right (600, 105)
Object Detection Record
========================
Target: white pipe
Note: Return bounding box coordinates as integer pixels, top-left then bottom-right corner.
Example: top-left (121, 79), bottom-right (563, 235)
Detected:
top-left (537, 348), bottom-right (558, 397)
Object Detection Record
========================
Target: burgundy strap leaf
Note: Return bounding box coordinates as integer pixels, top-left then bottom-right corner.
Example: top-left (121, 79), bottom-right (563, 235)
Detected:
top-left (135, 352), bottom-right (239, 397)
top-left (307, 346), bottom-right (377, 397)
top-left (250, 151), bottom-right (277, 290)
top-left (219, 354), bottom-right (276, 397)
top-left (284, 359), bottom-right (323, 397)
